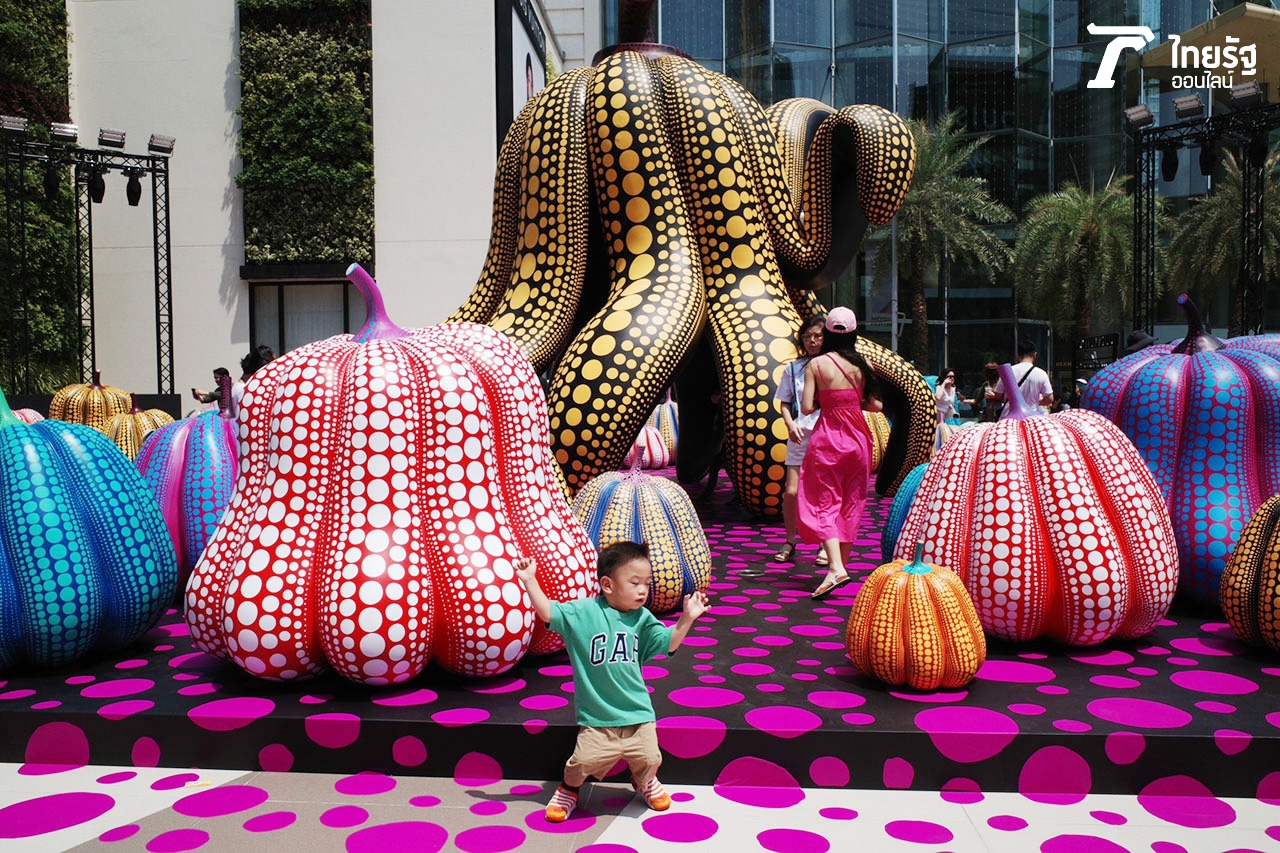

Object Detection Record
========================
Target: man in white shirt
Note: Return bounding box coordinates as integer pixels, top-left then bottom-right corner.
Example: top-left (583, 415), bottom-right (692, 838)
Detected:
top-left (989, 339), bottom-right (1054, 417)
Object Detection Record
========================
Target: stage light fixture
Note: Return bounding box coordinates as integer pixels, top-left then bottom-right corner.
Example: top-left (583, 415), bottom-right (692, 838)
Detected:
top-left (1231, 80), bottom-right (1264, 110)
top-left (89, 167), bottom-right (106, 203)
top-left (50, 122), bottom-right (78, 143)
top-left (125, 169), bottom-right (143, 206)
top-left (1199, 140), bottom-right (1215, 176)
top-left (1, 115), bottom-right (29, 135)
top-left (98, 127), bottom-right (126, 149)
top-left (148, 134), bottom-right (175, 155)
top-left (1161, 145), bottom-right (1179, 182)
top-left (1173, 94), bottom-right (1204, 120)
top-left (1124, 104), bottom-right (1154, 129)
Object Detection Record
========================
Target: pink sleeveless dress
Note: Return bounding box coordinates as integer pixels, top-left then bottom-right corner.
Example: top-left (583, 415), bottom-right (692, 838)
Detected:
top-left (797, 354), bottom-right (873, 544)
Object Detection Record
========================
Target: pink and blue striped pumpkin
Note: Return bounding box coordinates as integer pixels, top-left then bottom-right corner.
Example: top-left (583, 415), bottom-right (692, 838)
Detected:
top-left (135, 379), bottom-right (238, 590)
top-left (646, 395), bottom-right (679, 458)
top-left (624, 424), bottom-right (670, 469)
top-left (1082, 295), bottom-right (1280, 607)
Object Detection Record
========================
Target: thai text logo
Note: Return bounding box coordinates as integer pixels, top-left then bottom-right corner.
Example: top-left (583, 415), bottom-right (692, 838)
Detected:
top-left (1168, 33), bottom-right (1256, 89)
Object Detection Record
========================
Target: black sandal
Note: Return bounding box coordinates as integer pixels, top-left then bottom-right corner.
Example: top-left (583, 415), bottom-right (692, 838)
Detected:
top-left (772, 542), bottom-right (796, 563)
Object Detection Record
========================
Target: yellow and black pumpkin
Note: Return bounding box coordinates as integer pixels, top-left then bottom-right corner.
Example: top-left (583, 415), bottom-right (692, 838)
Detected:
top-left (99, 395), bottom-right (174, 461)
top-left (49, 370), bottom-right (131, 430)
top-left (867, 410), bottom-right (890, 472)
top-left (847, 542), bottom-right (986, 690)
top-left (1220, 495), bottom-right (1280, 651)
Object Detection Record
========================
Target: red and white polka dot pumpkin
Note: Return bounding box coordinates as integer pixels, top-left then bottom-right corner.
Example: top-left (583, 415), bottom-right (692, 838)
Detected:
top-left (624, 424), bottom-right (670, 469)
top-left (186, 265), bottom-right (598, 683)
top-left (893, 363), bottom-right (1178, 646)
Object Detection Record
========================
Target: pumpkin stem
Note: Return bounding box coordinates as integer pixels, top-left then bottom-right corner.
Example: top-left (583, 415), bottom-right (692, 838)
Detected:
top-left (0, 385), bottom-right (22, 429)
top-left (995, 362), bottom-right (1038, 421)
top-left (1171, 293), bottom-right (1225, 354)
top-left (92, 369), bottom-right (103, 389)
top-left (128, 393), bottom-right (143, 415)
top-left (903, 540), bottom-right (932, 575)
top-left (347, 263), bottom-right (409, 343)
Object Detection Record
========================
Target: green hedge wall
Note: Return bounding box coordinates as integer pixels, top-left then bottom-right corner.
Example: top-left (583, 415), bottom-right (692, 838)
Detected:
top-left (238, 0), bottom-right (373, 266)
top-left (0, 0), bottom-right (79, 394)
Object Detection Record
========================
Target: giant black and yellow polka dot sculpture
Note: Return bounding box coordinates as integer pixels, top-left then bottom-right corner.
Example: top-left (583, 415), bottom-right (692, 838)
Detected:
top-left (453, 47), bottom-right (926, 515)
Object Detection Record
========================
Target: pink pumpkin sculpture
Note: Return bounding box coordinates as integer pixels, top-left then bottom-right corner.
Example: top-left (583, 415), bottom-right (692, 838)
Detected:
top-left (14, 408), bottom-right (43, 424)
top-left (135, 376), bottom-right (238, 589)
top-left (894, 363), bottom-right (1178, 646)
top-left (1082, 294), bottom-right (1280, 607)
top-left (186, 264), bottom-right (597, 683)
top-left (624, 424), bottom-right (670, 469)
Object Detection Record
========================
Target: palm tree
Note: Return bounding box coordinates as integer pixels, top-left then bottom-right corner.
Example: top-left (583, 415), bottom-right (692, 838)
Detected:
top-left (872, 111), bottom-right (1013, 374)
top-left (1013, 173), bottom-right (1150, 379)
top-left (1165, 148), bottom-right (1280, 336)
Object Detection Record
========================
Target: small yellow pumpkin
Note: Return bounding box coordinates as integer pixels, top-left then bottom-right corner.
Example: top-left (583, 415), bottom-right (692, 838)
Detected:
top-left (1220, 494), bottom-right (1280, 651)
top-left (99, 394), bottom-right (174, 461)
top-left (49, 370), bottom-right (131, 430)
top-left (847, 542), bottom-right (986, 690)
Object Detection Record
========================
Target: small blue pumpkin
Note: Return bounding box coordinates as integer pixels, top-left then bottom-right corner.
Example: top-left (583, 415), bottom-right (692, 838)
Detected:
top-left (0, 386), bottom-right (178, 671)
top-left (882, 462), bottom-right (928, 562)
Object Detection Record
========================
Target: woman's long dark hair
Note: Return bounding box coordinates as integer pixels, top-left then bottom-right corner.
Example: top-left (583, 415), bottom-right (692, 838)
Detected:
top-left (819, 329), bottom-right (880, 399)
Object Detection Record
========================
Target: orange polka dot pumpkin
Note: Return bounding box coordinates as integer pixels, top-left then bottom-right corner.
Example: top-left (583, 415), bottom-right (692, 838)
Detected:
top-left (1220, 494), bottom-right (1280, 651)
top-left (893, 363), bottom-right (1179, 646)
top-left (186, 265), bottom-right (598, 684)
top-left (847, 542), bottom-right (986, 690)
top-left (49, 370), bottom-right (131, 430)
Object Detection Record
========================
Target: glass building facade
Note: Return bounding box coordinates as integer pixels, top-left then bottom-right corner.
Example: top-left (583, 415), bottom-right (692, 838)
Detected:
top-left (606, 0), bottom-right (1235, 386)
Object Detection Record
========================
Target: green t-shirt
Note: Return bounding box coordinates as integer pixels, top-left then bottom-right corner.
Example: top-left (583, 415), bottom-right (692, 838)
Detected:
top-left (549, 597), bottom-right (674, 727)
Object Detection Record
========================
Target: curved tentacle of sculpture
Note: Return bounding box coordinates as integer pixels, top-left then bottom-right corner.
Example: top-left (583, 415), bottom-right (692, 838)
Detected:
top-left (187, 266), bottom-right (596, 683)
top-left (451, 48), bottom-right (922, 515)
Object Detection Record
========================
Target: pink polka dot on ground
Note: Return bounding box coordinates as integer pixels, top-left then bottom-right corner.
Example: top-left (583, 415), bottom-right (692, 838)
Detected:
top-left (671, 791), bottom-right (695, 802)
top-left (1091, 810), bottom-right (1126, 825)
top-left (393, 735), bottom-right (427, 767)
top-left (1104, 731), bottom-right (1145, 765)
top-left (714, 757), bottom-right (804, 807)
top-left (1198, 700), bottom-right (1237, 714)
top-left (657, 716), bottom-right (727, 759)
top-left (1091, 675), bottom-right (1140, 689)
top-left (643, 812), bottom-right (719, 842)
top-left (470, 801), bottom-right (506, 816)
top-left (304, 712), bottom-right (360, 748)
top-left (259, 743), bottom-right (293, 772)
top-left (173, 785), bottom-right (270, 818)
top-left (98, 771), bottom-right (137, 784)
top-left (889, 689), bottom-right (968, 703)
top-left (132, 737), bottom-right (160, 767)
top-left (745, 705), bottom-right (822, 739)
top-left (454, 824), bottom-right (525, 853)
top-left (1087, 698), bottom-right (1192, 729)
top-left (668, 686), bottom-right (745, 708)
top-left (819, 807), bottom-right (857, 820)
top-left (1170, 670), bottom-right (1259, 695)
top-left (842, 712), bottom-right (875, 725)
top-left (144, 828), bottom-right (209, 852)
top-left (1019, 746), bottom-right (1092, 805)
top-left (80, 678), bottom-right (155, 699)
top-left (151, 773), bottom-right (200, 791)
top-left (371, 688), bottom-right (438, 707)
top-left (455, 752), bottom-right (503, 787)
top-left (22, 722), bottom-right (90, 775)
top-left (1069, 650), bottom-right (1134, 666)
top-left (431, 708), bottom-right (490, 727)
top-left (731, 663), bottom-right (774, 676)
top-left (344, 821), bottom-right (448, 853)
top-left (0, 792), bottom-right (115, 838)
top-left (188, 697), bottom-right (276, 732)
top-left (519, 695), bottom-right (568, 711)
top-left (335, 772), bottom-right (396, 796)
top-left (809, 756), bottom-right (850, 787)
top-left (523, 719), bottom-right (547, 734)
top-left (244, 811), bottom-right (296, 833)
top-left (99, 824), bottom-right (141, 842)
top-left (1215, 730), bottom-right (1251, 755)
top-left (1257, 771), bottom-right (1280, 804)
top-left (975, 660), bottom-right (1056, 683)
top-left (98, 699), bottom-right (155, 721)
top-left (467, 676), bottom-right (529, 693)
top-left (523, 807), bottom-right (597, 834)
top-left (883, 757), bottom-right (913, 789)
top-left (757, 828), bottom-right (830, 852)
top-left (807, 690), bottom-right (865, 710)
top-left (1039, 834), bottom-right (1131, 852)
top-left (885, 820), bottom-right (952, 844)
top-left (988, 815), bottom-right (1027, 831)
top-left (411, 796), bottom-right (441, 808)
top-left (1054, 719), bottom-right (1092, 733)
top-left (320, 805), bottom-right (368, 827)
top-left (1150, 844), bottom-right (1188, 853)
top-left (915, 706), bottom-right (1019, 763)
top-left (576, 845), bottom-right (639, 853)
top-left (941, 777), bottom-right (983, 804)
top-left (1138, 776), bottom-right (1236, 828)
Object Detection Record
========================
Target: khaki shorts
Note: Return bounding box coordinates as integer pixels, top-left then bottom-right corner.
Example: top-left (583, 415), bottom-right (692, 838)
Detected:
top-left (563, 722), bottom-right (662, 787)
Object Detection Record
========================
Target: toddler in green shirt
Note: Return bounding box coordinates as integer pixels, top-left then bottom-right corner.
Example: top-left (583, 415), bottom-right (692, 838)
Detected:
top-left (516, 540), bottom-right (710, 823)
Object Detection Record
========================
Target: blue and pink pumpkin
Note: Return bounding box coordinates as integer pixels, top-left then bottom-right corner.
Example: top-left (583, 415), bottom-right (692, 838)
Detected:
top-left (1082, 295), bottom-right (1280, 607)
top-left (0, 386), bottom-right (177, 671)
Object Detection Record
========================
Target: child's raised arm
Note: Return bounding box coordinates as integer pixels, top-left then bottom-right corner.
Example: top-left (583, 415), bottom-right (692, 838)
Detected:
top-left (668, 590), bottom-right (710, 653)
top-left (515, 557), bottom-right (552, 625)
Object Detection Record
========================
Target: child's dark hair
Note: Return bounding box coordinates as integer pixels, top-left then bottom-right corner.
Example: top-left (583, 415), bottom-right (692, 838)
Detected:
top-left (213, 367), bottom-right (230, 379)
top-left (820, 329), bottom-right (880, 400)
top-left (597, 540), bottom-right (650, 581)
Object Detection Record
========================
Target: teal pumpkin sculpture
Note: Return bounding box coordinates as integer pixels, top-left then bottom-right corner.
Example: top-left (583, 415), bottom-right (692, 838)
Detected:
top-left (1082, 294), bottom-right (1280, 606)
top-left (572, 464), bottom-right (711, 614)
top-left (0, 386), bottom-right (178, 671)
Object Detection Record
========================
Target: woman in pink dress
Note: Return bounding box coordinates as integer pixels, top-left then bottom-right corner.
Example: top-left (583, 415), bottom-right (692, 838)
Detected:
top-left (797, 307), bottom-right (883, 598)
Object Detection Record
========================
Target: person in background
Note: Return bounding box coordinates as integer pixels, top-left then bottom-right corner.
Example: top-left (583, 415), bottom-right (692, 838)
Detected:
top-left (1124, 329), bottom-right (1157, 356)
top-left (988, 340), bottom-right (1053, 417)
top-left (771, 315), bottom-right (825, 565)
top-left (232, 347), bottom-right (270, 417)
top-left (191, 367), bottom-right (231, 406)
top-left (973, 362), bottom-right (1001, 422)
top-left (934, 367), bottom-right (974, 424)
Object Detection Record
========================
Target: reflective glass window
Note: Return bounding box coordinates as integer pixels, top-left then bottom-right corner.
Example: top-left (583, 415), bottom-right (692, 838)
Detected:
top-left (966, 131), bottom-right (1017, 211)
top-left (900, 0), bottom-right (946, 42)
top-left (948, 0), bottom-right (1015, 43)
top-left (1016, 133), bottom-right (1050, 212)
top-left (948, 38), bottom-right (1017, 134)
top-left (835, 37), bottom-right (942, 120)
top-left (1019, 0), bottom-right (1050, 44)
top-left (660, 0), bottom-right (724, 62)
top-left (1052, 135), bottom-right (1125, 190)
top-left (726, 0), bottom-right (770, 55)
top-left (1019, 38), bottom-right (1050, 136)
top-left (835, 40), bottom-right (893, 111)
top-left (775, 0), bottom-right (832, 46)
top-left (773, 43), bottom-right (834, 102)
top-left (727, 47), bottom-right (773, 103)
top-left (835, 0), bottom-right (891, 47)
top-left (1053, 45), bottom-right (1121, 138)
top-left (1054, 0), bottom-right (1127, 46)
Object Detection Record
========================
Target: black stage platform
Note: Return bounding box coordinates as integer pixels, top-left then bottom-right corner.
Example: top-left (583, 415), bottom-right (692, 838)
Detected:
top-left (3, 469), bottom-right (1279, 801)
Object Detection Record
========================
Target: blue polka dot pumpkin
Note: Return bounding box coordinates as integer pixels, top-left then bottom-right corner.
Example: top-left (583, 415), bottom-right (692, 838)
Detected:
top-left (1082, 294), bottom-right (1280, 606)
top-left (572, 465), bottom-right (711, 614)
top-left (0, 385), bottom-right (178, 672)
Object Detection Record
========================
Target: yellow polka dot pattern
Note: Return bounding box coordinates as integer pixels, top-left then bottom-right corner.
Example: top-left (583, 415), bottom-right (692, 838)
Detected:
top-left (452, 49), bottom-right (919, 516)
top-left (49, 373), bottom-right (132, 431)
top-left (1220, 494), bottom-right (1280, 651)
top-left (856, 337), bottom-right (937, 496)
top-left (100, 405), bottom-right (174, 461)
top-left (866, 410), bottom-right (890, 472)
top-left (572, 467), bottom-right (711, 614)
top-left (846, 551), bottom-right (986, 691)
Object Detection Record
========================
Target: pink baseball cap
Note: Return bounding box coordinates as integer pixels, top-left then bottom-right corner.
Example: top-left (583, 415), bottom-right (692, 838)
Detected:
top-left (824, 306), bottom-right (857, 333)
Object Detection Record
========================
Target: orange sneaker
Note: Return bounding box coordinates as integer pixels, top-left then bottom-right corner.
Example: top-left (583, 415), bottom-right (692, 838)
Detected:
top-left (545, 785), bottom-right (578, 822)
top-left (635, 777), bottom-right (671, 811)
